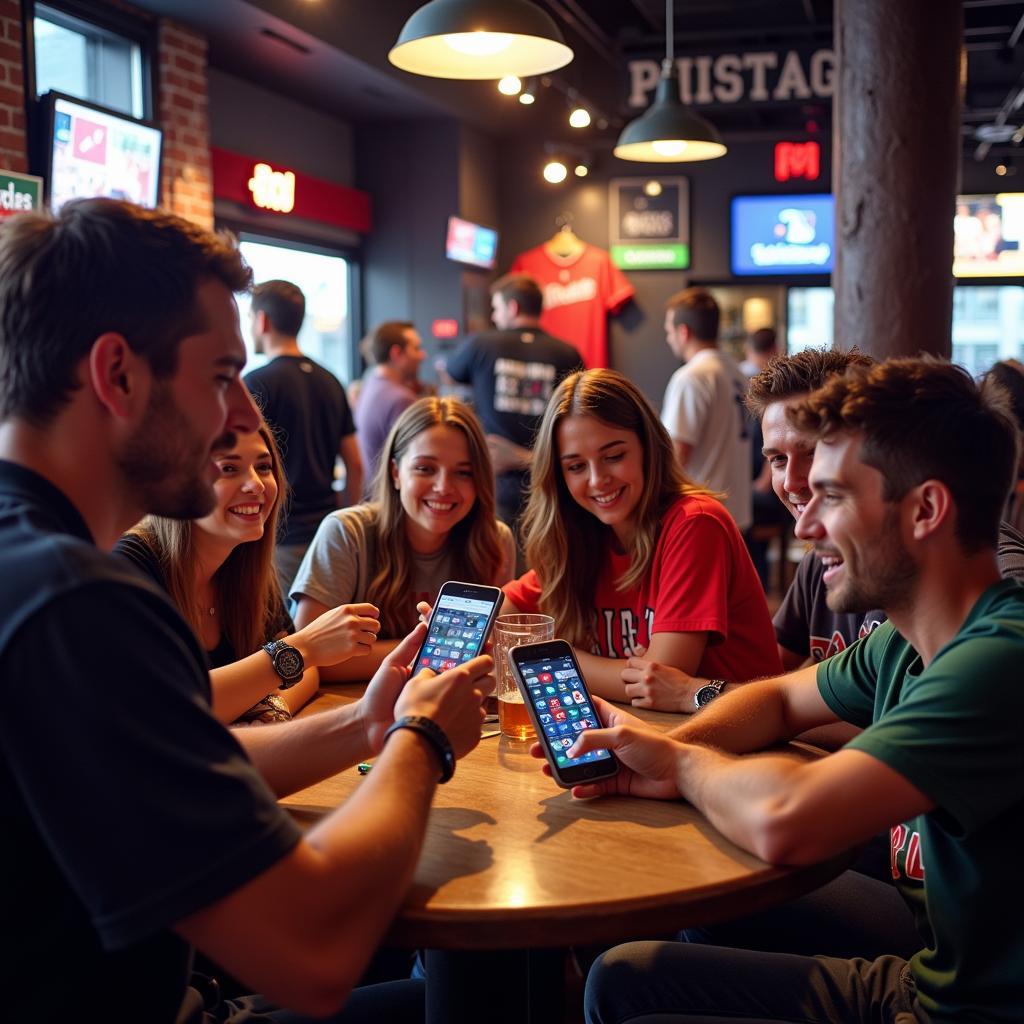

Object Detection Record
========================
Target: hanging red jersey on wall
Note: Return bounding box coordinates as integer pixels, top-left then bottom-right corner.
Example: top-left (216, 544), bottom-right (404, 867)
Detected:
top-left (510, 242), bottom-right (635, 369)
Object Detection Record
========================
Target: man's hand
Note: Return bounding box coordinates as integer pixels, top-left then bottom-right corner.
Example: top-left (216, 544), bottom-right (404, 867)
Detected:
top-left (291, 603), bottom-right (380, 668)
top-left (358, 624), bottom-right (427, 754)
top-left (531, 696), bottom-right (683, 801)
top-left (621, 656), bottom-right (703, 713)
top-left (486, 434), bottom-right (531, 475)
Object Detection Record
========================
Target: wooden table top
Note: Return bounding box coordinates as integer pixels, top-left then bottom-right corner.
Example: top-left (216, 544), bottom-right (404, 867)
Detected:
top-left (284, 687), bottom-right (851, 949)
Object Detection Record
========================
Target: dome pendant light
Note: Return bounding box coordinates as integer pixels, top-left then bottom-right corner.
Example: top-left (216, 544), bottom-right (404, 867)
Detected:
top-left (614, 0), bottom-right (726, 163)
top-left (389, 0), bottom-right (574, 80)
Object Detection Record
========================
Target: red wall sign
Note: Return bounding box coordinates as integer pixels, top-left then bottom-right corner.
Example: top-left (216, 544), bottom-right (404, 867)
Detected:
top-left (774, 141), bottom-right (821, 182)
top-left (211, 147), bottom-right (372, 233)
top-left (431, 319), bottom-right (460, 339)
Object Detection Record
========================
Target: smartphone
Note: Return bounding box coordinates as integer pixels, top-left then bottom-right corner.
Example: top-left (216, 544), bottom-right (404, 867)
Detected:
top-left (414, 581), bottom-right (503, 673)
top-left (508, 639), bottom-right (620, 789)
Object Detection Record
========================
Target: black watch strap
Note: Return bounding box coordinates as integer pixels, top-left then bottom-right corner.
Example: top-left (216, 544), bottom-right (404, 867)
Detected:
top-left (383, 715), bottom-right (456, 783)
top-left (263, 639), bottom-right (304, 689)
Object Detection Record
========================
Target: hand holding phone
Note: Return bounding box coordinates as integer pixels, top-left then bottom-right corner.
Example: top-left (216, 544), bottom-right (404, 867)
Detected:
top-left (414, 581), bottom-right (503, 674)
top-left (508, 639), bottom-right (619, 789)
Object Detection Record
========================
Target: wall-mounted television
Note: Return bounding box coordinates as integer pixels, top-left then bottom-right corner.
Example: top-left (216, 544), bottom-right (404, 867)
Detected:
top-left (446, 215), bottom-right (498, 270)
top-left (953, 193), bottom-right (1024, 277)
top-left (45, 92), bottom-right (162, 213)
top-left (731, 193), bottom-right (834, 276)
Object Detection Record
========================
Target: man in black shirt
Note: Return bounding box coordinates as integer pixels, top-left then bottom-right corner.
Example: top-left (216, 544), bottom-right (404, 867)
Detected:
top-left (0, 199), bottom-right (491, 1023)
top-left (445, 273), bottom-right (581, 539)
top-left (245, 280), bottom-right (364, 594)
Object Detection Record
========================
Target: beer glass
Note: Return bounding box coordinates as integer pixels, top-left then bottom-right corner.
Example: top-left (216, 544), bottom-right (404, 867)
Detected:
top-left (493, 614), bottom-right (555, 740)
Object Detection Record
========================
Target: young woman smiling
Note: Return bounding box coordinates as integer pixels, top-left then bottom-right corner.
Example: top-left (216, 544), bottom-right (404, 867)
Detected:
top-left (292, 396), bottom-right (515, 680)
top-left (502, 369), bottom-right (781, 712)
top-left (116, 423), bottom-right (380, 724)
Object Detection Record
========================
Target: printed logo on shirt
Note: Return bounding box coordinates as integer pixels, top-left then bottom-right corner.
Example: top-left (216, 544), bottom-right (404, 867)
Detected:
top-left (591, 605), bottom-right (656, 658)
top-left (808, 615), bottom-right (884, 662)
top-left (543, 277), bottom-right (598, 311)
top-left (493, 357), bottom-right (558, 416)
top-left (890, 823), bottom-right (925, 882)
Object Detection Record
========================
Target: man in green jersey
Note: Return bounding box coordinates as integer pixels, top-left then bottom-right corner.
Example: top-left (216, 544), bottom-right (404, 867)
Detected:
top-left (569, 357), bottom-right (1024, 1023)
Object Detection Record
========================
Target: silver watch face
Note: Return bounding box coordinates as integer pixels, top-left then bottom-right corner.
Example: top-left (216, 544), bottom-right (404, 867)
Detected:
top-left (275, 646), bottom-right (303, 679)
top-left (695, 683), bottom-right (721, 707)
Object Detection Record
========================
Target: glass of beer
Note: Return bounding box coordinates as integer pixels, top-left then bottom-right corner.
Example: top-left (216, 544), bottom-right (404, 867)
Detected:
top-left (493, 614), bottom-right (555, 740)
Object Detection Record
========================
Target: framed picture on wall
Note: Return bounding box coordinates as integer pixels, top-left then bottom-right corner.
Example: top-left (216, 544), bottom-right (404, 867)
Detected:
top-left (608, 177), bottom-right (690, 271)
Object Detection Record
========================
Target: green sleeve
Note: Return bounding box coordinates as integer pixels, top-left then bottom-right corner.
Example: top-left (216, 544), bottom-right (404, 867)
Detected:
top-left (816, 621), bottom-right (895, 728)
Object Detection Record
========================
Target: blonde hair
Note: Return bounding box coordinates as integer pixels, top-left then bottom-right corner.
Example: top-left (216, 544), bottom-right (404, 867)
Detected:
top-left (368, 396), bottom-right (505, 635)
top-left (521, 369), bottom-right (711, 647)
top-left (130, 421), bottom-right (287, 656)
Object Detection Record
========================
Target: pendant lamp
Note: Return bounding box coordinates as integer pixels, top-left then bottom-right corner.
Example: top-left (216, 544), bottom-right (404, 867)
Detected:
top-left (389, 0), bottom-right (573, 80)
top-left (614, 0), bottom-right (726, 163)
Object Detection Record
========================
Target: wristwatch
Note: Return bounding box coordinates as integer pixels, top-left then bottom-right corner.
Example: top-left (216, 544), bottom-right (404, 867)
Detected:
top-left (694, 679), bottom-right (727, 710)
top-left (263, 639), bottom-right (305, 689)
top-left (384, 715), bottom-right (456, 783)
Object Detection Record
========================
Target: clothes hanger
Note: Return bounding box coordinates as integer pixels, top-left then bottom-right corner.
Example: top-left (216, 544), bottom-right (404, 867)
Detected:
top-left (545, 211), bottom-right (586, 258)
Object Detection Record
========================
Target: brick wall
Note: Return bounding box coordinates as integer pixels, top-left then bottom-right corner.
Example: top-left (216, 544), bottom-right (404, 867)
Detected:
top-left (157, 19), bottom-right (213, 228)
top-left (0, 0), bottom-right (27, 172)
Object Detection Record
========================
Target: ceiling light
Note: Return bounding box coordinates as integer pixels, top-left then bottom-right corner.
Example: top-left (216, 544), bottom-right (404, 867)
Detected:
top-left (389, 0), bottom-right (574, 80)
top-left (614, 0), bottom-right (726, 163)
top-left (569, 106), bottom-right (591, 129)
top-left (574, 163), bottom-right (589, 177)
top-left (644, 180), bottom-right (663, 197)
top-left (498, 74), bottom-right (522, 95)
top-left (997, 163), bottom-right (1009, 176)
top-left (543, 160), bottom-right (568, 184)
top-left (519, 77), bottom-right (537, 104)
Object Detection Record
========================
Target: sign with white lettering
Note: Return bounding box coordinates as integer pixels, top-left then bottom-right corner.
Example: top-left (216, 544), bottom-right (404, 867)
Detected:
top-left (0, 169), bottom-right (43, 218)
top-left (248, 162), bottom-right (296, 213)
top-left (609, 177), bottom-right (689, 271)
top-left (627, 48), bottom-right (835, 109)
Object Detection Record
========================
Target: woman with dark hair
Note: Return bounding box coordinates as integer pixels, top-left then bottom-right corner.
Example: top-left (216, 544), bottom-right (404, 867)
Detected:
top-left (117, 423), bottom-right (380, 724)
top-left (292, 396), bottom-right (515, 681)
top-left (503, 369), bottom-right (780, 711)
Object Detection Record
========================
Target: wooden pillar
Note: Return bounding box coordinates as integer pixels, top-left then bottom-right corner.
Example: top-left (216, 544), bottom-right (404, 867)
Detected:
top-left (833, 0), bottom-right (962, 358)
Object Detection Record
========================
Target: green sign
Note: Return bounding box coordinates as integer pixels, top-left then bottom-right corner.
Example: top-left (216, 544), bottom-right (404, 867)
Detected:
top-left (611, 243), bottom-right (690, 270)
top-left (0, 169), bottom-right (43, 218)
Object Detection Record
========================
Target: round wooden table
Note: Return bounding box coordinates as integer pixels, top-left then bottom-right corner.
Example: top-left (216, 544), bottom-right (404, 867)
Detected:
top-left (286, 690), bottom-right (853, 1023)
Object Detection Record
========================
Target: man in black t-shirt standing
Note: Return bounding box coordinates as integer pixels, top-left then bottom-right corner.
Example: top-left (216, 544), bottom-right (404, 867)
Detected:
top-left (445, 273), bottom-right (581, 541)
top-left (244, 280), bottom-right (363, 595)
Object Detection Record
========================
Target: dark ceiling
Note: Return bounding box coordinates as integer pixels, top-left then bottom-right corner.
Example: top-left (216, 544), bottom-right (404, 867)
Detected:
top-left (128, 0), bottom-right (1024, 163)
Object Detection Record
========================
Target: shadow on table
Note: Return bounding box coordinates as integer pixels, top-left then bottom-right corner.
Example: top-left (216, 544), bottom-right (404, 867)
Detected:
top-left (409, 806), bottom-right (497, 901)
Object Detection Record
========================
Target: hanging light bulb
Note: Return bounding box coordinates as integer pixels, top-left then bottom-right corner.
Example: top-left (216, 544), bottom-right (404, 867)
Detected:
top-left (569, 106), bottom-right (591, 129)
top-left (543, 159), bottom-right (568, 184)
top-left (614, 0), bottom-right (726, 163)
top-left (574, 162), bottom-right (589, 177)
top-left (519, 77), bottom-right (537, 104)
top-left (389, 0), bottom-right (574, 80)
top-left (498, 75), bottom-right (522, 96)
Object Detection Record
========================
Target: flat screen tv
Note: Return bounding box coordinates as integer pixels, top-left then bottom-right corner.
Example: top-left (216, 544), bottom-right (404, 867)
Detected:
top-left (731, 193), bottom-right (834, 276)
top-left (46, 92), bottom-right (162, 212)
top-left (446, 215), bottom-right (498, 270)
top-left (953, 193), bottom-right (1024, 277)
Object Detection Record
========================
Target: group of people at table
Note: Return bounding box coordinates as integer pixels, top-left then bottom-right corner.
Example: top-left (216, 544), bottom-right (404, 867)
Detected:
top-left (2, 198), bottom-right (1022, 1024)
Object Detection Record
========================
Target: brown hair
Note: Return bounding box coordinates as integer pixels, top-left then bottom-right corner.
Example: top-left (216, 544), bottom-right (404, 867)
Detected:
top-left (131, 421), bottom-right (288, 655)
top-left (490, 273), bottom-right (544, 318)
top-left (364, 320), bottom-right (415, 366)
top-left (0, 198), bottom-right (250, 426)
top-left (666, 287), bottom-right (719, 341)
top-left (789, 357), bottom-right (1019, 553)
top-left (521, 369), bottom-right (712, 647)
top-left (368, 396), bottom-right (506, 636)
top-left (251, 279), bottom-right (305, 337)
top-left (748, 327), bottom-right (778, 355)
top-left (746, 347), bottom-right (875, 419)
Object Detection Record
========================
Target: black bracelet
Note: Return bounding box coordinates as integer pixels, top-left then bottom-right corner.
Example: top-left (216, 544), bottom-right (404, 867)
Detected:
top-left (383, 715), bottom-right (456, 784)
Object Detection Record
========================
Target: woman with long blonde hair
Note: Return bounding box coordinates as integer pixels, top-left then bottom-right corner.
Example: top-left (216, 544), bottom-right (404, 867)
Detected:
top-left (503, 369), bottom-right (780, 711)
top-left (293, 396), bottom-right (516, 680)
top-left (117, 422), bottom-right (380, 724)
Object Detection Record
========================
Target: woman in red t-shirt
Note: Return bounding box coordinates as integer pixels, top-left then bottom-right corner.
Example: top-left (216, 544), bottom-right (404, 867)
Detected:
top-left (502, 369), bottom-right (781, 712)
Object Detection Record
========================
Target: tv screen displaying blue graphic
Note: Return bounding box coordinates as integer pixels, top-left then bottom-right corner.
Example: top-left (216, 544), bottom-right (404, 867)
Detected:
top-left (731, 194), bottom-right (834, 276)
top-left (446, 215), bottom-right (499, 269)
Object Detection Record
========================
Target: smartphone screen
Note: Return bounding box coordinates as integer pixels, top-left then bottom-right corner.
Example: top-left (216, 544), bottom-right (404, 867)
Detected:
top-left (415, 582), bottom-right (502, 672)
top-left (510, 640), bottom-right (619, 787)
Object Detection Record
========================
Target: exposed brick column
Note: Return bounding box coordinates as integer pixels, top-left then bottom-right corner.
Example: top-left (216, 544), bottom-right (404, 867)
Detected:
top-left (0, 0), bottom-right (27, 172)
top-left (158, 19), bottom-right (212, 228)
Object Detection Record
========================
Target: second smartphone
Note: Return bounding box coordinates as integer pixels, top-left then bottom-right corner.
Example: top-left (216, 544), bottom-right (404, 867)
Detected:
top-left (508, 639), bottom-right (620, 788)
top-left (414, 581), bottom-right (503, 672)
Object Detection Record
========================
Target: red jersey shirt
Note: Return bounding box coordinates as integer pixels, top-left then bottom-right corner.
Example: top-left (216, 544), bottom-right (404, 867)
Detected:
top-left (510, 243), bottom-right (634, 369)
top-left (503, 494), bottom-right (781, 682)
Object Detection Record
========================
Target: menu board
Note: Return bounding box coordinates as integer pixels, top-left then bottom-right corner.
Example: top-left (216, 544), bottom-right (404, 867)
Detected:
top-left (731, 193), bottom-right (834, 276)
top-left (48, 94), bottom-right (162, 212)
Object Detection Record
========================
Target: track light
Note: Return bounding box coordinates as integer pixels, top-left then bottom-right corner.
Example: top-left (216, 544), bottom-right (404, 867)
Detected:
top-left (543, 159), bottom-right (568, 184)
top-left (569, 106), bottom-right (591, 129)
top-left (519, 77), bottom-right (537, 104)
top-left (498, 75), bottom-right (522, 96)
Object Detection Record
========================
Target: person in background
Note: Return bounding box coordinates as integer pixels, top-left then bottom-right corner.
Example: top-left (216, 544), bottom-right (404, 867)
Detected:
top-left (661, 288), bottom-right (753, 531)
top-left (443, 273), bottom-right (582, 551)
top-left (574, 357), bottom-right (1024, 1024)
top-left (117, 423), bottom-right (381, 726)
top-left (502, 369), bottom-right (780, 712)
top-left (984, 358), bottom-right (1024, 532)
top-left (354, 321), bottom-right (425, 487)
top-left (292, 396), bottom-right (516, 681)
top-left (244, 279), bottom-right (364, 597)
top-left (739, 326), bottom-right (779, 378)
top-left (0, 198), bottom-right (492, 1023)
